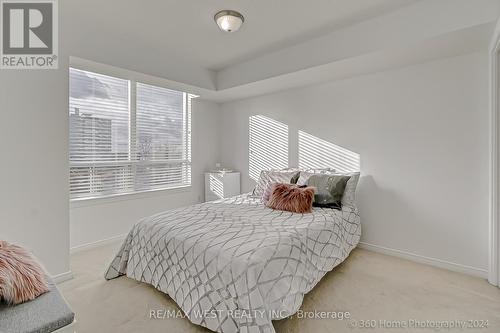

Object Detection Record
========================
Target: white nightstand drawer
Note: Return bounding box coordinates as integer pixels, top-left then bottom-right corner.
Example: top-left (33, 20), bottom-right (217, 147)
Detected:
top-left (205, 172), bottom-right (240, 202)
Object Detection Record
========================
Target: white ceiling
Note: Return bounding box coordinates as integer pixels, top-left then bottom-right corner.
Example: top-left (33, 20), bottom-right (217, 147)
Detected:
top-left (65, 0), bottom-right (499, 101)
top-left (68, 0), bottom-right (417, 71)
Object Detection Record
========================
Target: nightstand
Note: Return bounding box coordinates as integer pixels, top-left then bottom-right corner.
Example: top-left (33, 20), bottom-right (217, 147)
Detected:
top-left (204, 171), bottom-right (240, 202)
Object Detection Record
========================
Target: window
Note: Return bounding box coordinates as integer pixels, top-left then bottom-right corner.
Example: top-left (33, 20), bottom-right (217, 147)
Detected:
top-left (69, 68), bottom-right (193, 200)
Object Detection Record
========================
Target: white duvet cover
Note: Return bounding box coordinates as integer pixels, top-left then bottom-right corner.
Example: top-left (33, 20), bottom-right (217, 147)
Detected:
top-left (105, 194), bottom-right (361, 333)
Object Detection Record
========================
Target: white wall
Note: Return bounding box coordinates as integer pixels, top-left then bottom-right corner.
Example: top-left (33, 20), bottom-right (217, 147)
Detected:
top-left (0, 60), bottom-right (70, 277)
top-left (219, 52), bottom-right (489, 273)
top-left (0, 2), bottom-right (221, 276)
top-left (70, 100), bottom-right (220, 248)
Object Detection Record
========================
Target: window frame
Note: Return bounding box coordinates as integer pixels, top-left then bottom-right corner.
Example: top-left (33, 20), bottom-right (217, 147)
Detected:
top-left (69, 67), bottom-right (193, 202)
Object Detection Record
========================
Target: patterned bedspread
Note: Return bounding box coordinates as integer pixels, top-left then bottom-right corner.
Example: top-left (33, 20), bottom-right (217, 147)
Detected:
top-left (105, 194), bottom-right (361, 333)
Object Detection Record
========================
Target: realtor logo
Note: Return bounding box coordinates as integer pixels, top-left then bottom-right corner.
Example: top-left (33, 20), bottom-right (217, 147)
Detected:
top-left (1, 0), bottom-right (58, 69)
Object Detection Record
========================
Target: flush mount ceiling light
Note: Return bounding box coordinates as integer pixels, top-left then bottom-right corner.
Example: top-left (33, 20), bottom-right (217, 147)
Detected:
top-left (214, 10), bottom-right (244, 32)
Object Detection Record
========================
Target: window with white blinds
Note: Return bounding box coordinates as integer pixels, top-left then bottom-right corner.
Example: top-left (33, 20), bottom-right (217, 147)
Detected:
top-left (69, 68), bottom-right (192, 200)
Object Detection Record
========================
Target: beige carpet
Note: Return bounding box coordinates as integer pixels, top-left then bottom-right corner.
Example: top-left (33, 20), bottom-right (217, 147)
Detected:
top-left (59, 242), bottom-right (500, 332)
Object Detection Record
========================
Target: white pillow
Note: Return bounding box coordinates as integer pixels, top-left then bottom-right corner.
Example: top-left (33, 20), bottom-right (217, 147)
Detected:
top-left (282, 167), bottom-right (335, 173)
top-left (252, 170), bottom-right (300, 197)
top-left (340, 172), bottom-right (360, 207)
top-left (296, 168), bottom-right (337, 186)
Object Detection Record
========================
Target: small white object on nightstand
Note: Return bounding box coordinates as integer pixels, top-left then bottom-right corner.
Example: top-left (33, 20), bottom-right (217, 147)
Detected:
top-left (205, 171), bottom-right (240, 202)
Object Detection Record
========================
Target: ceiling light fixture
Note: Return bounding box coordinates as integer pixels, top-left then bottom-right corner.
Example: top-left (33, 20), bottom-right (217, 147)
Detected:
top-left (214, 10), bottom-right (244, 32)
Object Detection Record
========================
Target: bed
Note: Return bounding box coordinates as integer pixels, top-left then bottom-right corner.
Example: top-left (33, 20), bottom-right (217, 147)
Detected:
top-left (105, 193), bottom-right (361, 333)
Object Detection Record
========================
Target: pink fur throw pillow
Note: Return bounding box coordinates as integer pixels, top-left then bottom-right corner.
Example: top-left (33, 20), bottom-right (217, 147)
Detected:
top-left (266, 183), bottom-right (315, 214)
top-left (0, 240), bottom-right (49, 305)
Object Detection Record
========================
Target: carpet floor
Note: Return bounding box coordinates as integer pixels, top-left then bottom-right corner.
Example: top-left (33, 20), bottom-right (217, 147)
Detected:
top-left (59, 242), bottom-right (500, 332)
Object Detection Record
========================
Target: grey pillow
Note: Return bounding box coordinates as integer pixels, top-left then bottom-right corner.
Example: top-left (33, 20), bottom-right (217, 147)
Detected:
top-left (305, 174), bottom-right (351, 209)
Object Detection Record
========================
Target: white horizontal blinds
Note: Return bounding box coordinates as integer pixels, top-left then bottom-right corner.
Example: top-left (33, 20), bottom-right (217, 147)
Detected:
top-left (134, 83), bottom-right (191, 191)
top-left (69, 68), bottom-right (130, 162)
top-left (69, 68), bottom-right (193, 200)
top-left (184, 94), bottom-right (193, 185)
top-left (69, 68), bottom-right (133, 198)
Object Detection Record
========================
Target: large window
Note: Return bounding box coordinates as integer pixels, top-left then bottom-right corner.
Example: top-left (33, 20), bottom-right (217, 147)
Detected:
top-left (69, 68), bottom-right (192, 200)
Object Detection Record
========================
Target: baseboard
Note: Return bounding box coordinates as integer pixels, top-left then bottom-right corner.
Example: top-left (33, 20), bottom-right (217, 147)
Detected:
top-left (52, 270), bottom-right (74, 284)
top-left (358, 242), bottom-right (488, 279)
top-left (70, 234), bottom-right (126, 254)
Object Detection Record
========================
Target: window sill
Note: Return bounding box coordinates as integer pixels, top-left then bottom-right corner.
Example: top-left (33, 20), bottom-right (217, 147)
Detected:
top-left (70, 185), bottom-right (192, 208)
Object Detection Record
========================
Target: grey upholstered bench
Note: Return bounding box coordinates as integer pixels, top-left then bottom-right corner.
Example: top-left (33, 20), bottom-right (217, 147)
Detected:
top-left (0, 279), bottom-right (75, 333)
